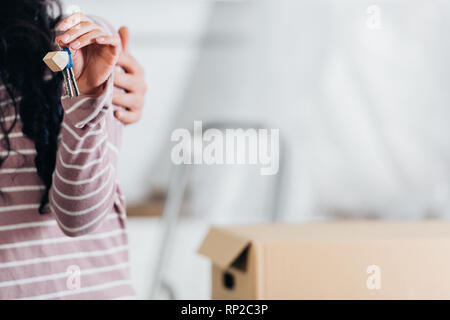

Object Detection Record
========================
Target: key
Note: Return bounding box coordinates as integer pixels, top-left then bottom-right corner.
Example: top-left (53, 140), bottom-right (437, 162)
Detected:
top-left (68, 67), bottom-right (80, 97)
top-left (43, 50), bottom-right (73, 97)
top-left (63, 68), bottom-right (74, 98)
top-left (63, 48), bottom-right (80, 98)
top-left (43, 48), bottom-right (80, 98)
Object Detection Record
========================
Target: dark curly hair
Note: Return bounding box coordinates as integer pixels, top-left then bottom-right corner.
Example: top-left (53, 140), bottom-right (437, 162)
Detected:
top-left (0, 0), bottom-right (64, 214)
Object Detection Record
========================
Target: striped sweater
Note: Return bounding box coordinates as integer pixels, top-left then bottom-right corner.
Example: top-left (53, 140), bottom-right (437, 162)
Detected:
top-left (0, 69), bottom-right (135, 299)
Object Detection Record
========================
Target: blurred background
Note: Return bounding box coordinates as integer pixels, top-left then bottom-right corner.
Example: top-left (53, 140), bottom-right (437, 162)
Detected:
top-left (65, 0), bottom-right (450, 299)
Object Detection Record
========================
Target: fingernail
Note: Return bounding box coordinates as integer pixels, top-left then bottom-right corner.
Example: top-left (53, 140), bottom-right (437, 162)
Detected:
top-left (116, 111), bottom-right (122, 118)
top-left (71, 41), bottom-right (80, 49)
top-left (62, 34), bottom-right (70, 43)
top-left (97, 37), bottom-right (105, 43)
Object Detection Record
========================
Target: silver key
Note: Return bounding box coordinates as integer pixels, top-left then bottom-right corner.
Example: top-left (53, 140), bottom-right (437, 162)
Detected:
top-left (63, 68), bottom-right (74, 98)
top-left (68, 67), bottom-right (80, 97)
top-left (61, 47), bottom-right (79, 98)
top-left (43, 45), bottom-right (80, 98)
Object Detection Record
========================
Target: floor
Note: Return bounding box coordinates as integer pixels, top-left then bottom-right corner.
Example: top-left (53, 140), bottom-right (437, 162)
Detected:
top-left (127, 217), bottom-right (212, 300)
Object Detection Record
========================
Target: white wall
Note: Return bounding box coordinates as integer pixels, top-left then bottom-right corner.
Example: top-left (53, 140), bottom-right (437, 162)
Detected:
top-left (168, 0), bottom-right (450, 222)
top-left (66, 0), bottom-right (450, 221)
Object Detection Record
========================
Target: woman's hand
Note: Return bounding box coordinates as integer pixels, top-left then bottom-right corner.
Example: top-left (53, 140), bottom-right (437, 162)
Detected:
top-left (55, 13), bottom-right (121, 96)
top-left (113, 26), bottom-right (148, 125)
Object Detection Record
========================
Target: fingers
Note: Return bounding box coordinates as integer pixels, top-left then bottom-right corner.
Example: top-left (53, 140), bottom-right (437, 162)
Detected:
top-left (96, 35), bottom-right (121, 47)
top-left (117, 51), bottom-right (143, 75)
top-left (118, 26), bottom-right (130, 52)
top-left (113, 91), bottom-right (145, 125)
top-left (55, 20), bottom-right (96, 47)
top-left (56, 12), bottom-right (89, 32)
top-left (114, 72), bottom-right (134, 91)
top-left (114, 109), bottom-right (142, 125)
top-left (68, 29), bottom-right (105, 50)
top-left (113, 91), bottom-right (144, 108)
top-left (114, 71), bottom-right (147, 93)
top-left (55, 12), bottom-right (121, 51)
top-left (74, 31), bottom-right (121, 50)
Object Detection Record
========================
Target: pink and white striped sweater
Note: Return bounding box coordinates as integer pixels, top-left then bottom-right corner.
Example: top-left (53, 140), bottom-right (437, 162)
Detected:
top-left (0, 68), bottom-right (135, 299)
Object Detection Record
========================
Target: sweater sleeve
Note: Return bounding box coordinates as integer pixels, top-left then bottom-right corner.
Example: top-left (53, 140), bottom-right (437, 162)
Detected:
top-left (49, 75), bottom-right (119, 237)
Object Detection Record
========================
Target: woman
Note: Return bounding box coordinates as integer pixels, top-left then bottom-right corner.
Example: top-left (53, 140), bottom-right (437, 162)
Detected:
top-left (0, 1), bottom-right (141, 299)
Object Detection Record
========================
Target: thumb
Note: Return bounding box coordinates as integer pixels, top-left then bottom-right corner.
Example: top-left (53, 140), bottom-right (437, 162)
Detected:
top-left (118, 26), bottom-right (130, 52)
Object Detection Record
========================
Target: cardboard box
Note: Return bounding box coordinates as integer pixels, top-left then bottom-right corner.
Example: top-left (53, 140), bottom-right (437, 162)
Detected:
top-left (198, 221), bottom-right (450, 299)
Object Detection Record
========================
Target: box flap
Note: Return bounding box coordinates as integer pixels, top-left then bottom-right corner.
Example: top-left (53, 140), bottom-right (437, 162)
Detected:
top-left (205, 222), bottom-right (450, 243)
top-left (198, 227), bottom-right (251, 269)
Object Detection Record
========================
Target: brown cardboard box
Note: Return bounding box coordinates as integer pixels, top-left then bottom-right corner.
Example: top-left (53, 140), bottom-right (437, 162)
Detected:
top-left (198, 221), bottom-right (450, 299)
